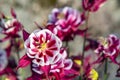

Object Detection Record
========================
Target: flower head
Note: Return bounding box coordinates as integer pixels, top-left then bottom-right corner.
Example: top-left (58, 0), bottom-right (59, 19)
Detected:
top-left (0, 9), bottom-right (22, 42)
top-left (47, 7), bottom-right (85, 41)
top-left (94, 34), bottom-right (120, 65)
top-left (82, 0), bottom-right (107, 12)
top-left (95, 34), bottom-right (120, 57)
top-left (24, 29), bottom-right (62, 66)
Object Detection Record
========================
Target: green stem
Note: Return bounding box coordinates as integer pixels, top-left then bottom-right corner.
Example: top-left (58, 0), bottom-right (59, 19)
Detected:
top-left (65, 41), bottom-right (70, 57)
top-left (81, 11), bottom-right (90, 64)
top-left (80, 11), bottom-right (90, 80)
top-left (104, 59), bottom-right (108, 80)
top-left (15, 39), bottom-right (20, 60)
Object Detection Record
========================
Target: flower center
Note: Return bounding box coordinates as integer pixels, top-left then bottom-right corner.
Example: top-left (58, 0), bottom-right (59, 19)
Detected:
top-left (99, 37), bottom-right (108, 48)
top-left (40, 42), bottom-right (47, 51)
top-left (57, 13), bottom-right (65, 19)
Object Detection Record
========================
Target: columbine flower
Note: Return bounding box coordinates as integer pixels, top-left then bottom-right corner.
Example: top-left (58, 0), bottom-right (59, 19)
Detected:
top-left (27, 48), bottom-right (76, 80)
top-left (47, 7), bottom-right (85, 41)
top-left (95, 34), bottom-right (120, 57)
top-left (94, 34), bottom-right (120, 64)
top-left (24, 29), bottom-right (62, 66)
top-left (0, 9), bottom-right (22, 42)
top-left (82, 0), bottom-right (107, 12)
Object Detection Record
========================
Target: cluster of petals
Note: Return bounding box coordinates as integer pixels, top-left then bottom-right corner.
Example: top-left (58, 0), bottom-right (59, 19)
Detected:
top-left (47, 7), bottom-right (85, 41)
top-left (24, 29), bottom-right (62, 66)
top-left (28, 48), bottom-right (73, 80)
top-left (0, 9), bottom-right (22, 42)
top-left (82, 0), bottom-right (107, 12)
top-left (95, 34), bottom-right (120, 57)
top-left (93, 34), bottom-right (120, 65)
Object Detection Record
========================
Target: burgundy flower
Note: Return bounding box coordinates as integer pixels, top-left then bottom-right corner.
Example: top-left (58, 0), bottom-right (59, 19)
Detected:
top-left (24, 29), bottom-right (62, 66)
top-left (94, 34), bottom-right (120, 64)
top-left (82, 0), bottom-right (107, 12)
top-left (0, 9), bottom-right (22, 42)
top-left (47, 7), bottom-right (85, 41)
top-left (27, 49), bottom-right (76, 80)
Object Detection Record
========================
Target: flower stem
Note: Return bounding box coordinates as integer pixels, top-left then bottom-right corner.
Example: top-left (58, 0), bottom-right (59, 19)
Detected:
top-left (65, 41), bottom-right (70, 57)
top-left (104, 59), bottom-right (108, 80)
top-left (80, 11), bottom-right (90, 80)
top-left (15, 39), bottom-right (20, 59)
top-left (81, 11), bottom-right (90, 64)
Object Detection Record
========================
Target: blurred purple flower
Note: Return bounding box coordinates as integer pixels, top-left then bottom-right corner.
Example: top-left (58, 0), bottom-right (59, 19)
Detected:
top-left (47, 7), bottom-right (85, 41)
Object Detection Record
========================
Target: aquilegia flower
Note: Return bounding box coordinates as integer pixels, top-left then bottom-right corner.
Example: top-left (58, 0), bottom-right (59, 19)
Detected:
top-left (24, 29), bottom-right (62, 66)
top-left (94, 34), bottom-right (120, 64)
top-left (18, 29), bottom-right (78, 80)
top-left (47, 7), bottom-right (85, 41)
top-left (82, 0), bottom-right (107, 12)
top-left (0, 9), bottom-right (22, 42)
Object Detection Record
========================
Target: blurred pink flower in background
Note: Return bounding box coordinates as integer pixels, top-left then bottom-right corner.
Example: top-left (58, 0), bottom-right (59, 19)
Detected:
top-left (47, 7), bottom-right (85, 41)
top-left (0, 9), bottom-right (22, 42)
top-left (94, 34), bottom-right (120, 65)
top-left (82, 0), bottom-right (107, 12)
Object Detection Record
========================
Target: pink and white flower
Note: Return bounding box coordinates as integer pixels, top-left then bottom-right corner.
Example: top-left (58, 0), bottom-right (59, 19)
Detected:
top-left (94, 34), bottom-right (120, 65)
top-left (95, 34), bottom-right (120, 56)
top-left (24, 29), bottom-right (62, 66)
top-left (47, 7), bottom-right (85, 41)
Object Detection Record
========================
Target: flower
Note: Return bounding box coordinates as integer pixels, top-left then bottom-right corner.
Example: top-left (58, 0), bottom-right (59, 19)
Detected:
top-left (0, 9), bottom-right (22, 42)
top-left (27, 48), bottom-right (76, 80)
top-left (94, 34), bottom-right (120, 65)
top-left (95, 34), bottom-right (120, 57)
top-left (47, 7), bottom-right (85, 41)
top-left (24, 29), bottom-right (62, 66)
top-left (82, 0), bottom-right (107, 12)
